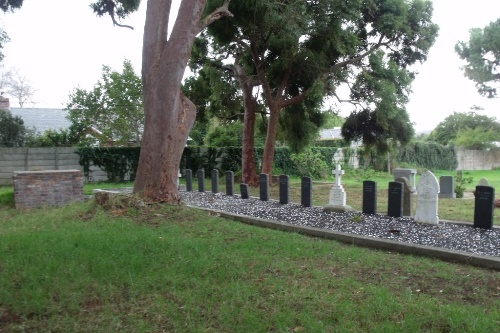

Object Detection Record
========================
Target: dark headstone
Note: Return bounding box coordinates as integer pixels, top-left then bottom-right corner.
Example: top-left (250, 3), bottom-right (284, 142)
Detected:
top-left (396, 177), bottom-right (413, 217)
top-left (301, 176), bottom-right (313, 207)
top-left (240, 183), bottom-right (249, 199)
top-left (197, 169), bottom-right (205, 192)
top-left (185, 169), bottom-right (193, 192)
top-left (259, 174), bottom-right (269, 201)
top-left (439, 176), bottom-right (456, 198)
top-left (211, 169), bottom-right (219, 193)
top-left (387, 181), bottom-right (403, 218)
top-left (225, 171), bottom-right (234, 196)
top-left (473, 185), bottom-right (495, 229)
top-left (279, 175), bottom-right (290, 204)
top-left (362, 180), bottom-right (377, 215)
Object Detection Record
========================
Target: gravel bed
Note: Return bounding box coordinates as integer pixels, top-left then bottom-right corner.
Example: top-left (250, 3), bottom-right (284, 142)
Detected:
top-left (180, 191), bottom-right (500, 257)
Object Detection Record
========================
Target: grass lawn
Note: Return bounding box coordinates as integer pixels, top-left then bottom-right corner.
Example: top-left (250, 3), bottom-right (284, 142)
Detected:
top-left (0, 200), bottom-right (499, 332)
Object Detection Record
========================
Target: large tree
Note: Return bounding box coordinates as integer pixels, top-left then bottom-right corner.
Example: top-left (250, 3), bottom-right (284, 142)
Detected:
top-left (4, 0), bottom-right (233, 203)
top-left (428, 108), bottom-right (500, 147)
top-left (456, 18), bottom-right (500, 98)
top-left (66, 59), bottom-right (143, 146)
top-left (195, 0), bottom-right (438, 183)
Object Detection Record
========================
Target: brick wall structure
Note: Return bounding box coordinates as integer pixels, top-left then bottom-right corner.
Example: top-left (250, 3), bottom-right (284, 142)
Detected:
top-left (13, 170), bottom-right (84, 209)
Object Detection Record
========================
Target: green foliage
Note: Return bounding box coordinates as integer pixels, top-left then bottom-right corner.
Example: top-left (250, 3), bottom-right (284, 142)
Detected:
top-left (396, 142), bottom-right (457, 170)
top-left (428, 110), bottom-right (500, 147)
top-left (0, 28), bottom-right (9, 62)
top-left (456, 18), bottom-right (500, 98)
top-left (183, 147), bottom-right (223, 175)
top-left (455, 170), bottom-right (474, 199)
top-left (76, 147), bottom-right (140, 182)
top-left (321, 110), bottom-right (345, 128)
top-left (454, 127), bottom-right (500, 149)
top-left (279, 103), bottom-right (326, 153)
top-left (342, 52), bottom-right (415, 154)
top-left (199, 0), bottom-right (437, 169)
top-left (205, 120), bottom-right (243, 147)
top-left (0, 0), bottom-right (23, 12)
top-left (66, 59), bottom-right (143, 147)
top-left (90, 0), bottom-right (140, 20)
top-left (24, 128), bottom-right (81, 147)
top-left (290, 150), bottom-right (329, 178)
top-left (0, 109), bottom-right (25, 147)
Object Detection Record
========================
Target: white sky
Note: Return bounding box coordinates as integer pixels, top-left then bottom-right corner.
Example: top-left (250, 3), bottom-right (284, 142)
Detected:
top-left (1, 0), bottom-right (499, 133)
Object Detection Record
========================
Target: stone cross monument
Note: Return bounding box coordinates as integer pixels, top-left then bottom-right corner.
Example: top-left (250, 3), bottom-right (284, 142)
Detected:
top-left (324, 164), bottom-right (352, 213)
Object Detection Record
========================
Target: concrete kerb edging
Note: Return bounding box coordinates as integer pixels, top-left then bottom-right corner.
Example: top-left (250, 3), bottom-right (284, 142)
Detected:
top-left (188, 205), bottom-right (500, 272)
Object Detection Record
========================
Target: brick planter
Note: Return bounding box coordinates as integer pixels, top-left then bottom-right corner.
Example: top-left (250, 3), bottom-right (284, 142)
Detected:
top-left (13, 170), bottom-right (84, 209)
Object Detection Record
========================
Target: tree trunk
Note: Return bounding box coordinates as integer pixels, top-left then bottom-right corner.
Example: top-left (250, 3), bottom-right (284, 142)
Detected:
top-left (234, 62), bottom-right (259, 186)
top-left (133, 0), bottom-right (206, 203)
top-left (260, 106), bottom-right (280, 179)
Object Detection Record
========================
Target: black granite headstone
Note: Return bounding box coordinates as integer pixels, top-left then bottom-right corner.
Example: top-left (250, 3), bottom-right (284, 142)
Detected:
top-left (362, 180), bottom-right (377, 215)
top-left (225, 171), bottom-right (234, 196)
top-left (259, 174), bottom-right (269, 201)
top-left (473, 185), bottom-right (495, 229)
top-left (279, 175), bottom-right (290, 204)
top-left (211, 169), bottom-right (219, 193)
top-left (197, 169), bottom-right (205, 192)
top-left (240, 183), bottom-right (249, 199)
top-left (387, 181), bottom-right (403, 218)
top-left (301, 176), bottom-right (313, 207)
top-left (185, 169), bottom-right (193, 192)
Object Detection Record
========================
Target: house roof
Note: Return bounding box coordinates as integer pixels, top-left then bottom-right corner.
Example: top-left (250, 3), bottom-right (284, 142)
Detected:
top-left (9, 108), bottom-right (71, 133)
top-left (318, 127), bottom-right (343, 141)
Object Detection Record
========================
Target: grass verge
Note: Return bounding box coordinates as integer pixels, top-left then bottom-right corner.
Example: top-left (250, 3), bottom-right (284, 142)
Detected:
top-left (0, 201), bottom-right (499, 332)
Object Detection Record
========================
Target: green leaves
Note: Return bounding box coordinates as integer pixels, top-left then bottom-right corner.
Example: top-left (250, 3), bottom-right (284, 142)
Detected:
top-left (429, 110), bottom-right (500, 149)
top-left (66, 59), bottom-right (143, 147)
top-left (0, 109), bottom-right (25, 147)
top-left (0, 0), bottom-right (23, 12)
top-left (456, 18), bottom-right (500, 98)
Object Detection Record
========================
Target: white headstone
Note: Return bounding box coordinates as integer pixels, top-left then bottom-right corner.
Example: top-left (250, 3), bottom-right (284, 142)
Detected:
top-left (478, 178), bottom-right (490, 186)
top-left (415, 171), bottom-right (440, 225)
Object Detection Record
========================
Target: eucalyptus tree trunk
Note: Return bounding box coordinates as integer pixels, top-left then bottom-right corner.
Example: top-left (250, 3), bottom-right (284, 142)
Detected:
top-left (134, 0), bottom-right (232, 203)
top-left (234, 62), bottom-right (259, 186)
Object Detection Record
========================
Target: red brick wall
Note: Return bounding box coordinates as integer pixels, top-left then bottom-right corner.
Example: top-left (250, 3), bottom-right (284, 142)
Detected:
top-left (13, 170), bottom-right (84, 209)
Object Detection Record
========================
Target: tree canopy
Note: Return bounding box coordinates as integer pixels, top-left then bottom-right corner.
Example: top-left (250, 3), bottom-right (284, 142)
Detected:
top-left (456, 18), bottom-right (500, 98)
top-left (66, 59), bottom-right (143, 146)
top-left (428, 109), bottom-right (500, 148)
top-left (0, 0), bottom-right (23, 12)
top-left (193, 0), bottom-right (438, 181)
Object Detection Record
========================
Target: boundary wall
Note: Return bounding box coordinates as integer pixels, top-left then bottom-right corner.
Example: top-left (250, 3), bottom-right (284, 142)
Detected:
top-left (2, 147), bottom-right (500, 185)
top-left (0, 147), bottom-right (107, 185)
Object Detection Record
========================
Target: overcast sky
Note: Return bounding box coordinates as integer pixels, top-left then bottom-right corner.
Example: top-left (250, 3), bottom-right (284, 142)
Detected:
top-left (1, 0), bottom-right (499, 133)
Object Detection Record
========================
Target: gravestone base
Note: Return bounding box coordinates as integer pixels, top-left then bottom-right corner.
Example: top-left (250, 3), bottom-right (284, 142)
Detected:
top-left (323, 204), bottom-right (353, 213)
top-left (324, 185), bottom-right (352, 212)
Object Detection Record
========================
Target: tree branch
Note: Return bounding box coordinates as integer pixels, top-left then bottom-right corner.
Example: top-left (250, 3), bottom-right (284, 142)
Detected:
top-left (198, 0), bottom-right (234, 32)
top-left (104, 0), bottom-right (134, 30)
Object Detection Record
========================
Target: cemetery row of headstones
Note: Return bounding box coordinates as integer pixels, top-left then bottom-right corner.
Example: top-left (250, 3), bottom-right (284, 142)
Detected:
top-left (185, 166), bottom-right (495, 230)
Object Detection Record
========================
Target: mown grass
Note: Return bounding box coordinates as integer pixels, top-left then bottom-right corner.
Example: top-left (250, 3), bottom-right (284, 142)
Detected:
top-left (0, 201), bottom-right (499, 332)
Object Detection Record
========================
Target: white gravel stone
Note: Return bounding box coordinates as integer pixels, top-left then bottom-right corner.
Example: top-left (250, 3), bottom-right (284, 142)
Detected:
top-left (181, 191), bottom-right (500, 257)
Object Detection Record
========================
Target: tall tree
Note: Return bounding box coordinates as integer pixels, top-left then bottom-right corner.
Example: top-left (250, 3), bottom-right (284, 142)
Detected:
top-left (3, 0), bottom-right (233, 203)
top-left (66, 59), bottom-right (143, 146)
top-left (129, 0), bottom-right (233, 202)
top-left (428, 109), bottom-right (500, 147)
top-left (456, 18), bottom-right (500, 98)
top-left (198, 0), bottom-right (438, 182)
top-left (6, 68), bottom-right (36, 107)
